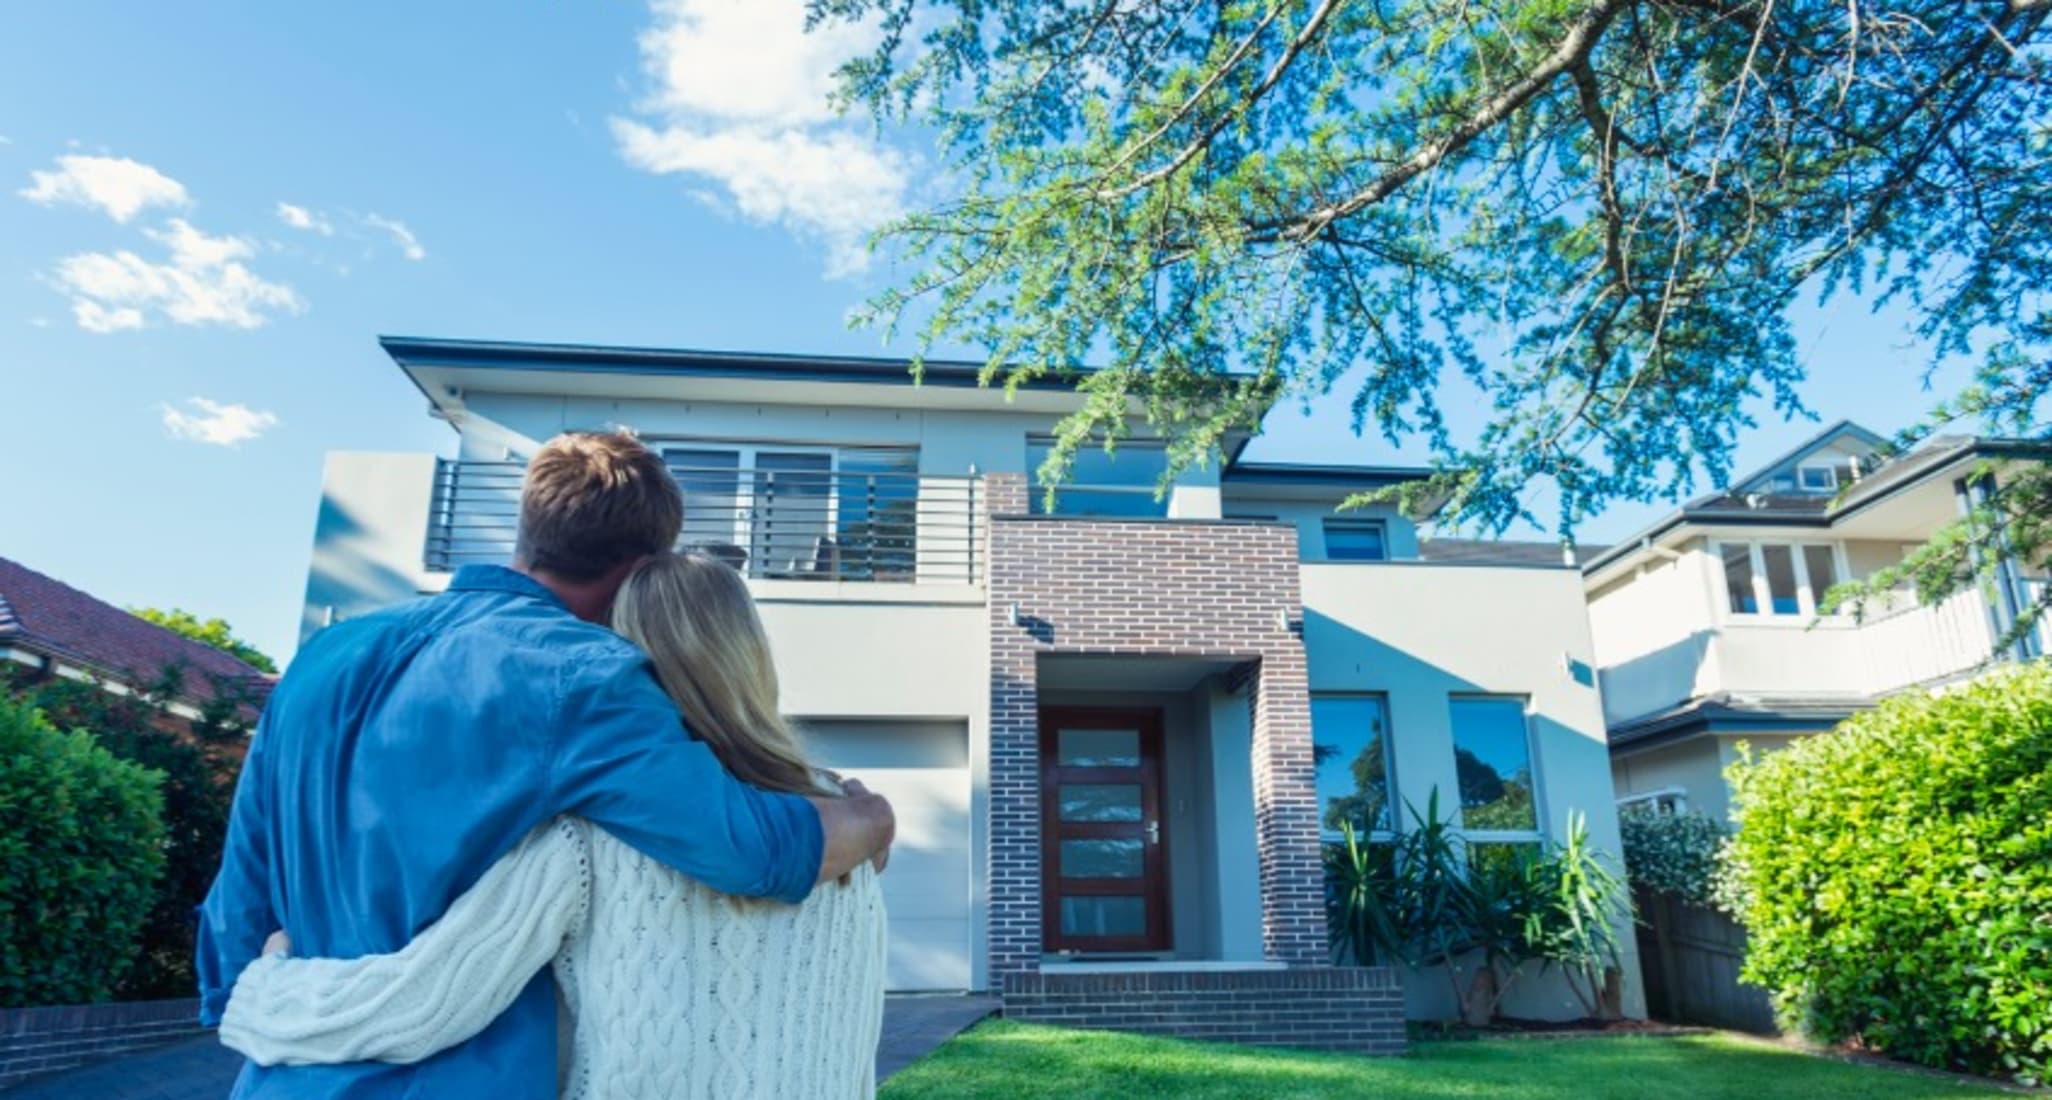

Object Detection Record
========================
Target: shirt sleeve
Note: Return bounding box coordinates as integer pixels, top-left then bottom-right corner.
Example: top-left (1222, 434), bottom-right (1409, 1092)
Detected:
top-left (218, 819), bottom-right (590, 1067)
top-left (547, 651), bottom-right (823, 905)
top-left (195, 718), bottom-right (277, 1027)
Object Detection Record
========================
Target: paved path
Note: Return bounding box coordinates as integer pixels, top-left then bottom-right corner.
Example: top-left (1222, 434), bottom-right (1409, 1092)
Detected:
top-left (2, 994), bottom-right (999, 1098)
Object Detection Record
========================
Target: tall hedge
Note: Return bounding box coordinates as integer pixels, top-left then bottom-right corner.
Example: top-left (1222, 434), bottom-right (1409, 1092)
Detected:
top-left (1723, 663), bottom-right (2052, 1084)
top-left (3, 664), bottom-right (255, 999)
top-left (0, 695), bottom-right (166, 1006)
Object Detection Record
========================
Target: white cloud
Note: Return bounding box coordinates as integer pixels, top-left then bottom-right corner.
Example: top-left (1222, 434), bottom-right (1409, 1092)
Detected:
top-left (361, 213), bottom-right (426, 260)
top-left (161, 397), bottom-right (279, 447)
top-left (19, 154), bottom-right (189, 222)
top-left (614, 120), bottom-right (905, 276)
top-left (50, 217), bottom-right (303, 332)
top-left (276, 201), bottom-right (334, 235)
top-left (613, 0), bottom-right (908, 275)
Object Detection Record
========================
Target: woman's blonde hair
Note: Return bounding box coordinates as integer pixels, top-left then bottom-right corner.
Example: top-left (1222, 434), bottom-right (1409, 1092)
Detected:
top-left (611, 552), bottom-right (821, 796)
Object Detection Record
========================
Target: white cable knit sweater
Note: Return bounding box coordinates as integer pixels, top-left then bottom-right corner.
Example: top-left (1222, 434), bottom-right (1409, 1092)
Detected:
top-left (219, 817), bottom-right (888, 1100)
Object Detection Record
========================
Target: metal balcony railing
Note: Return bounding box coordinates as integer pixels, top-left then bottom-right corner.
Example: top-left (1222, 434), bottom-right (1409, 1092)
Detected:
top-left (425, 459), bottom-right (981, 584)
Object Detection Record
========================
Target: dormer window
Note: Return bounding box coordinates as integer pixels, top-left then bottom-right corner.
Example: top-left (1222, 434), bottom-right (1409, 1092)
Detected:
top-left (1797, 456), bottom-right (1864, 494)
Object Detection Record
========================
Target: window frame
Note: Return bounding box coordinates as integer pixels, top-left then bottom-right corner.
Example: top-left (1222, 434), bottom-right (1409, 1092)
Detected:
top-left (1797, 463), bottom-right (1838, 492)
top-left (1712, 539), bottom-right (1852, 621)
top-left (1446, 694), bottom-right (1545, 846)
top-left (1309, 692), bottom-right (1398, 843)
top-left (654, 439), bottom-right (921, 577)
top-left (1321, 518), bottom-right (1391, 562)
top-left (1616, 787), bottom-right (1688, 815)
top-left (1024, 436), bottom-right (1172, 518)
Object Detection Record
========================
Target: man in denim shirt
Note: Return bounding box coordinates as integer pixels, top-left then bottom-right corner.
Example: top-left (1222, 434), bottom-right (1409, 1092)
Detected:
top-left (197, 432), bottom-right (896, 1099)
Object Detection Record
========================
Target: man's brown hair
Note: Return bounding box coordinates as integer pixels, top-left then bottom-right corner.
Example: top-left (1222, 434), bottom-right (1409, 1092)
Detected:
top-left (515, 431), bottom-right (682, 581)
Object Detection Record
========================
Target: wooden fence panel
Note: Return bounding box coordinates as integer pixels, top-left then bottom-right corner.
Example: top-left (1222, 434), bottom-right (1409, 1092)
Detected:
top-left (1635, 890), bottom-right (1778, 1034)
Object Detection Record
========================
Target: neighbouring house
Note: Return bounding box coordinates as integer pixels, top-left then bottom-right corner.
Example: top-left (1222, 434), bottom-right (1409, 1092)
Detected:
top-left (301, 336), bottom-right (1646, 1047)
top-left (1586, 420), bottom-right (2049, 824)
top-left (0, 554), bottom-right (273, 722)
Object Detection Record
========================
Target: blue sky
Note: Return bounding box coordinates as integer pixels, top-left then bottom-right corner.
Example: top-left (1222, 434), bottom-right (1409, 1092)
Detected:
top-left (0, 1), bottom-right (1967, 668)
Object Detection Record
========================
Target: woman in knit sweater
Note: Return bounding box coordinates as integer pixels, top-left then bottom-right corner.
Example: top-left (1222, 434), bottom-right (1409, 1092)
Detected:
top-left (217, 552), bottom-right (889, 1100)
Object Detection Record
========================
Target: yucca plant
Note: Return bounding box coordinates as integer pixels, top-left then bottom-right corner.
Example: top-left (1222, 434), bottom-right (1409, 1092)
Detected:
top-left (1530, 812), bottom-right (1631, 1018)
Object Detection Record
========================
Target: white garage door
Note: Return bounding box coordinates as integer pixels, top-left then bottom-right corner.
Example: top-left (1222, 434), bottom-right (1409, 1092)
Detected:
top-left (800, 719), bottom-right (972, 991)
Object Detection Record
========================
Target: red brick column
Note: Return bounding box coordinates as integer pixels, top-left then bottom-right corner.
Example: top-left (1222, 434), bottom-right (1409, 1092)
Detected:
top-left (980, 473), bottom-right (1326, 977)
top-left (1250, 645), bottom-right (1328, 965)
top-left (986, 475), bottom-right (1045, 976)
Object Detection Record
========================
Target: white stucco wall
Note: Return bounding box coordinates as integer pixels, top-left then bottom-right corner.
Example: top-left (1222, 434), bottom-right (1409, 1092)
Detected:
top-left (1301, 561), bottom-right (1646, 1021)
top-left (300, 452), bottom-right (443, 646)
top-left (1587, 542), bottom-right (1722, 725)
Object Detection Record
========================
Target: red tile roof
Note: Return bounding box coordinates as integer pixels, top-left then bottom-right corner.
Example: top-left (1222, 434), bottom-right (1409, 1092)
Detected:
top-left (0, 555), bottom-right (273, 707)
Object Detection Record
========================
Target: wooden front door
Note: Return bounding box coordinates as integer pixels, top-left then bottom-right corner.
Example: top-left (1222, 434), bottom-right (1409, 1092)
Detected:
top-left (1039, 708), bottom-right (1172, 953)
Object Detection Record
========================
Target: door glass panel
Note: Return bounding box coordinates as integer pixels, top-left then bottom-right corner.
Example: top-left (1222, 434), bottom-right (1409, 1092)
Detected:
top-left (1058, 784), bottom-right (1143, 822)
top-left (1060, 896), bottom-right (1146, 937)
top-left (1058, 728), bottom-right (1140, 767)
top-left (1060, 838), bottom-right (1143, 879)
top-left (668, 449), bottom-right (743, 557)
top-left (1721, 543), bottom-right (1758, 614)
top-left (1803, 546), bottom-right (1839, 609)
top-left (752, 452), bottom-right (833, 578)
top-left (1761, 544), bottom-right (1800, 615)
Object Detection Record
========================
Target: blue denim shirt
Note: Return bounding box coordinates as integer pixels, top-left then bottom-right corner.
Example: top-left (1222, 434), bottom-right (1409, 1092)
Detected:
top-left (196, 565), bottom-right (823, 1099)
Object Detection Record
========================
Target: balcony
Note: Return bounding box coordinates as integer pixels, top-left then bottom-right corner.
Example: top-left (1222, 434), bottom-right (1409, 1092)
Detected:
top-left (1707, 583), bottom-right (2049, 702)
top-left (425, 459), bottom-right (982, 584)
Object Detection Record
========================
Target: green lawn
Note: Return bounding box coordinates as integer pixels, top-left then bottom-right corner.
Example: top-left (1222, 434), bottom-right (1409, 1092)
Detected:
top-left (879, 1021), bottom-right (2014, 1100)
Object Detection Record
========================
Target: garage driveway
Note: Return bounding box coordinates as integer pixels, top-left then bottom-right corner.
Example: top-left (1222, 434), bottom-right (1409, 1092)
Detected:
top-left (2, 994), bottom-right (999, 1099)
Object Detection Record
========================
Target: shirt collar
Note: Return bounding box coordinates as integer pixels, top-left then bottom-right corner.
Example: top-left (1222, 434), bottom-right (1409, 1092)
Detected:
top-left (447, 564), bottom-right (567, 609)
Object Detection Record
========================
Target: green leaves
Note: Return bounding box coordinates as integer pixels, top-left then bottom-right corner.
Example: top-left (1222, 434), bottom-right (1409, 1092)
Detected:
top-left (813, 0), bottom-right (2049, 550)
top-left (1617, 806), bottom-right (1727, 906)
top-left (1324, 792), bottom-right (1629, 1023)
top-left (1722, 663), bottom-right (2052, 1085)
top-left (0, 694), bottom-right (166, 1007)
top-left (127, 606), bottom-right (278, 674)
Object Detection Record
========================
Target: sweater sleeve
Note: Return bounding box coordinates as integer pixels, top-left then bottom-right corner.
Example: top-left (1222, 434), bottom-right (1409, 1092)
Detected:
top-left (218, 817), bottom-right (591, 1067)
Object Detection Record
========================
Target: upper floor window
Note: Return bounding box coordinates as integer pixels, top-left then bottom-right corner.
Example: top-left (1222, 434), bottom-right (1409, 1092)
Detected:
top-left (1716, 540), bottom-right (1843, 617)
top-left (1311, 694), bottom-right (1394, 839)
top-left (1617, 788), bottom-right (1688, 815)
top-left (1449, 697), bottom-right (1539, 836)
top-left (1796, 456), bottom-right (1863, 494)
top-left (661, 443), bottom-right (923, 581)
top-left (1322, 519), bottom-right (1389, 561)
top-left (1026, 438), bottom-right (1169, 518)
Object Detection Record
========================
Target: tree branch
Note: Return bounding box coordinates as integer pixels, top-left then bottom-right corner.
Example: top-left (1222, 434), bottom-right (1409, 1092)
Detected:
top-left (1266, 0), bottom-right (1633, 241)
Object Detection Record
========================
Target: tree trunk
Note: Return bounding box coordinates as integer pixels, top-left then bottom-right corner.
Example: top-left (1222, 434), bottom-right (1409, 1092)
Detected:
top-left (1462, 966), bottom-right (1498, 1027)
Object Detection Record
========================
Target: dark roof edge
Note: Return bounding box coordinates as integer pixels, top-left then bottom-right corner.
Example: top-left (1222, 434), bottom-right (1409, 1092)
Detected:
top-left (380, 335), bottom-right (1270, 396)
top-left (1608, 699), bottom-right (1866, 751)
top-left (1220, 462), bottom-right (1436, 485)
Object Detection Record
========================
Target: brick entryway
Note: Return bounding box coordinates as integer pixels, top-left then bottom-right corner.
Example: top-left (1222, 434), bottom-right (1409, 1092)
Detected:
top-left (980, 473), bottom-right (1402, 1052)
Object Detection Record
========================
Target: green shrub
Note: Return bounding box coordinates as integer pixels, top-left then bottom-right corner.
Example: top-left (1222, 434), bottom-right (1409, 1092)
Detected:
top-left (0, 695), bottom-right (166, 1006)
top-left (1722, 663), bottom-right (2052, 1084)
top-left (1, 664), bottom-right (253, 998)
top-left (1326, 789), bottom-right (1629, 1024)
top-left (1617, 806), bottom-right (1726, 906)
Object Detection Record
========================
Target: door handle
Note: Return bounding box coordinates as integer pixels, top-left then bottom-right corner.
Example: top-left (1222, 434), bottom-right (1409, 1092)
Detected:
top-left (1145, 820), bottom-right (1160, 846)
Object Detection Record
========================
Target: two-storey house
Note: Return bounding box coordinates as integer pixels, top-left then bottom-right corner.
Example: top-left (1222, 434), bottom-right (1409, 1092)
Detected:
top-left (301, 336), bottom-right (1645, 1046)
top-left (1588, 421), bottom-right (2048, 823)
